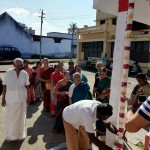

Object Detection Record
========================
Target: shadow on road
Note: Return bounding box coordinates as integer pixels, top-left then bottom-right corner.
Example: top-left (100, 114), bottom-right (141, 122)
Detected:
top-left (0, 140), bottom-right (24, 150)
top-left (27, 100), bottom-right (42, 119)
top-left (26, 101), bottom-right (65, 149)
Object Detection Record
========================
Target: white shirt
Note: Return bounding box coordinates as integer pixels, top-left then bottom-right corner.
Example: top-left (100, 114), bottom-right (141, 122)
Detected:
top-left (3, 69), bottom-right (30, 103)
top-left (63, 100), bottom-right (101, 133)
top-left (69, 83), bottom-right (76, 97)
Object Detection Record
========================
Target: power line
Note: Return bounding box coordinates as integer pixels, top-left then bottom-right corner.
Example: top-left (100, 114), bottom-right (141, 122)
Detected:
top-left (48, 22), bottom-right (68, 30)
top-left (46, 13), bottom-right (94, 17)
top-left (0, 4), bottom-right (95, 33)
top-left (0, 4), bottom-right (95, 17)
top-left (46, 16), bottom-right (94, 21)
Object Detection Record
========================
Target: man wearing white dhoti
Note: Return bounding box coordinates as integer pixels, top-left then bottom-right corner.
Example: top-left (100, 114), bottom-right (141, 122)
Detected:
top-left (1, 58), bottom-right (29, 142)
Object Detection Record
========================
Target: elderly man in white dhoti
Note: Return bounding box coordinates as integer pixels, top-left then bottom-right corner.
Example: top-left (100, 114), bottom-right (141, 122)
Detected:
top-left (1, 58), bottom-right (29, 142)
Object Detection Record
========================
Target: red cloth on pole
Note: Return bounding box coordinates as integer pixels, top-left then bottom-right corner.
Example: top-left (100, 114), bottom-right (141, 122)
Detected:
top-left (119, 0), bottom-right (128, 12)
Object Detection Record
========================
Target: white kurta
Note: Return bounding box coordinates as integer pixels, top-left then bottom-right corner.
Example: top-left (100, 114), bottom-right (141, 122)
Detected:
top-left (63, 100), bottom-right (101, 133)
top-left (3, 69), bottom-right (29, 140)
top-left (3, 69), bottom-right (29, 103)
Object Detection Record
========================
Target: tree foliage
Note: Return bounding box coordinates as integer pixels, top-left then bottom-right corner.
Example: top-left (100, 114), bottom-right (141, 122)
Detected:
top-left (68, 22), bottom-right (77, 34)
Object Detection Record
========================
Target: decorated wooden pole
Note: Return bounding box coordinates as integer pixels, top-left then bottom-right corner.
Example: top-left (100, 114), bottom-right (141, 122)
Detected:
top-left (117, 0), bottom-right (135, 149)
top-left (93, 0), bottom-right (150, 148)
top-left (106, 0), bottom-right (129, 147)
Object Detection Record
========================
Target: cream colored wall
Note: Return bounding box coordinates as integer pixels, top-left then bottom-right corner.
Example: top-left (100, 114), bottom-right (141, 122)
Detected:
top-left (80, 16), bottom-right (116, 58)
top-left (79, 32), bottom-right (106, 41)
top-left (77, 11), bottom-right (150, 71)
top-left (140, 63), bottom-right (150, 73)
top-left (105, 42), bottom-right (112, 58)
top-left (77, 42), bottom-right (84, 61)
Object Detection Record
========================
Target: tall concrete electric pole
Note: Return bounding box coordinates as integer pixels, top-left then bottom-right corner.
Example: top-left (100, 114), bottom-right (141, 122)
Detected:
top-left (39, 9), bottom-right (45, 61)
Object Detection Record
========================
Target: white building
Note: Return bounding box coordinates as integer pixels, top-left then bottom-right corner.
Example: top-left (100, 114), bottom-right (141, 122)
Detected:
top-left (32, 32), bottom-right (77, 58)
top-left (0, 12), bottom-right (33, 57)
top-left (0, 12), bottom-right (77, 58)
top-left (47, 32), bottom-right (77, 57)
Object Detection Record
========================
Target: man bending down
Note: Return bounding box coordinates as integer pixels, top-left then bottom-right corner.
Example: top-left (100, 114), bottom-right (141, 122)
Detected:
top-left (63, 100), bottom-right (118, 150)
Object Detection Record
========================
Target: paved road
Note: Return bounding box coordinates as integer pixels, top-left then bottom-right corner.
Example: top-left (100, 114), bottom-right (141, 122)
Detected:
top-left (0, 63), bottom-right (149, 150)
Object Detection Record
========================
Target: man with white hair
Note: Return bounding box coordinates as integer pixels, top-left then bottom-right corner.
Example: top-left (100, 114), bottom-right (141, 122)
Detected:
top-left (95, 61), bottom-right (112, 80)
top-left (1, 58), bottom-right (29, 142)
top-left (95, 61), bottom-right (104, 80)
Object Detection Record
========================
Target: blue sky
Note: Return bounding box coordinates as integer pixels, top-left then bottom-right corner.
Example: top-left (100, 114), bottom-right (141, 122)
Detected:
top-left (0, 0), bottom-right (96, 35)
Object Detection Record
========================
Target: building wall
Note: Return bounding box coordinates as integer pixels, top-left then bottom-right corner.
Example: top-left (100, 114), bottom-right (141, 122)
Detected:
top-left (32, 37), bottom-right (72, 57)
top-left (47, 32), bottom-right (76, 40)
top-left (79, 32), bottom-right (106, 41)
top-left (47, 32), bottom-right (77, 57)
top-left (0, 16), bottom-right (32, 55)
top-left (77, 11), bottom-right (150, 73)
top-left (77, 42), bottom-right (84, 62)
top-left (0, 16), bottom-right (77, 58)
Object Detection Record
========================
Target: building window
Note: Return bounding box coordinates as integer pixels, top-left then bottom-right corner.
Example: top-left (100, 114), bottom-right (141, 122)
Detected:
top-left (130, 41), bottom-right (149, 63)
top-left (132, 21), bottom-right (150, 30)
top-left (111, 42), bottom-right (115, 58)
top-left (33, 35), bottom-right (41, 41)
top-left (100, 20), bottom-right (105, 25)
top-left (112, 18), bottom-right (116, 25)
top-left (82, 41), bottom-right (103, 60)
top-left (54, 38), bottom-right (62, 43)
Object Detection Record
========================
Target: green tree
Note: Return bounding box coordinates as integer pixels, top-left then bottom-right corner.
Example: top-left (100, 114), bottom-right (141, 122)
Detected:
top-left (68, 22), bottom-right (77, 34)
top-left (68, 22), bottom-right (77, 58)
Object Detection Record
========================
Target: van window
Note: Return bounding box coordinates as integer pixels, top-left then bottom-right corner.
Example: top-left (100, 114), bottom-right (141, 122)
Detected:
top-left (0, 45), bottom-right (21, 60)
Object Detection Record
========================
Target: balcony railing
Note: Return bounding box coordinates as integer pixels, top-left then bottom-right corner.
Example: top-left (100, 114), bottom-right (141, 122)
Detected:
top-left (77, 25), bottom-right (150, 41)
top-left (108, 29), bottom-right (150, 39)
top-left (132, 29), bottom-right (150, 39)
top-left (77, 25), bottom-right (107, 34)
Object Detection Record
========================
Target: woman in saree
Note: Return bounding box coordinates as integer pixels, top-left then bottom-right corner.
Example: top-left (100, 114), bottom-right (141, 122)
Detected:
top-left (58, 61), bottom-right (65, 73)
top-left (93, 68), bottom-right (111, 136)
top-left (0, 76), bottom-right (3, 96)
top-left (34, 61), bottom-right (43, 101)
top-left (70, 65), bottom-right (88, 83)
top-left (50, 64), bottom-right (63, 116)
top-left (69, 72), bottom-right (92, 105)
top-left (38, 58), bottom-right (54, 112)
top-left (23, 59), bottom-right (35, 104)
top-left (93, 67), bottom-right (111, 103)
top-left (68, 72), bottom-right (92, 147)
top-left (126, 73), bottom-right (150, 117)
top-left (52, 71), bottom-right (73, 133)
